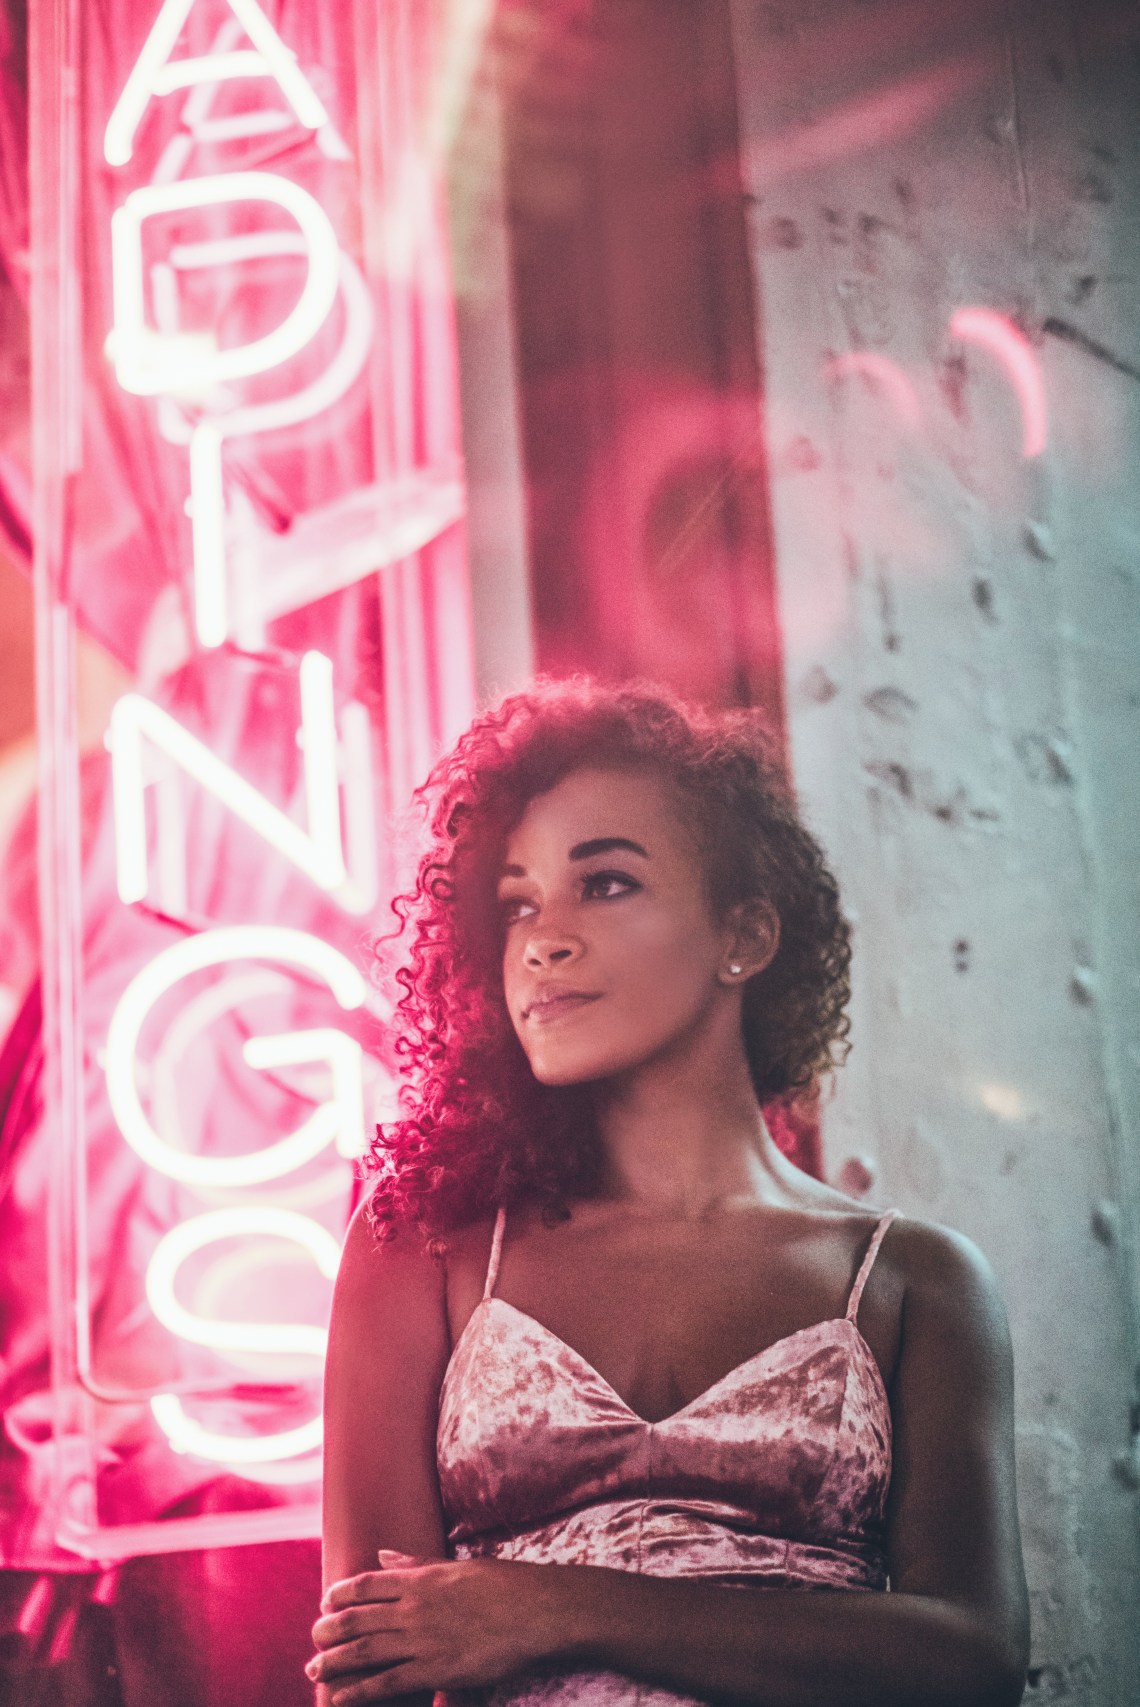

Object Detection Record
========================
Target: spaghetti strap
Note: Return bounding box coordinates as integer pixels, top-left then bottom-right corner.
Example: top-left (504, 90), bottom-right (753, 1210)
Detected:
top-left (482, 1206), bottom-right (507, 1303)
top-left (845, 1211), bottom-right (897, 1324)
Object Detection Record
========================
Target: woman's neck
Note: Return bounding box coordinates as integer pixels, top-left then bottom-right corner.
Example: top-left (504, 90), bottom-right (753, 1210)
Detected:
top-left (592, 1036), bottom-right (786, 1218)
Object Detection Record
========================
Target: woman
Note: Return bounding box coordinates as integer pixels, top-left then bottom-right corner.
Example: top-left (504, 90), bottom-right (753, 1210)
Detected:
top-left (308, 680), bottom-right (1029, 1707)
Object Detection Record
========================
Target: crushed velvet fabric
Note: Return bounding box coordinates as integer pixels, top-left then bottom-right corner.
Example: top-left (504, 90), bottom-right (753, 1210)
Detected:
top-left (436, 1211), bottom-right (896, 1707)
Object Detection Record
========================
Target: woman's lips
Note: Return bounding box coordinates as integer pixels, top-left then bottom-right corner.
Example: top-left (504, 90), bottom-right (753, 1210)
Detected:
top-left (523, 992), bottom-right (602, 1025)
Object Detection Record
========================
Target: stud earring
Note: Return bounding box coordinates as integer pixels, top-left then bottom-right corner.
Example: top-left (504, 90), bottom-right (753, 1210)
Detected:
top-left (727, 962), bottom-right (742, 976)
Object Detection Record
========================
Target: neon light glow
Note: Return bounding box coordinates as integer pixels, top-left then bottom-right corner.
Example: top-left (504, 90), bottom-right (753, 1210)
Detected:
top-left (948, 307), bottom-right (1048, 458)
top-left (104, 927), bottom-right (367, 1188)
top-left (146, 1208), bottom-right (340, 1466)
top-left (104, 0), bottom-right (330, 167)
top-left (172, 241), bottom-right (374, 434)
top-left (163, 240), bottom-right (373, 644)
top-left (145, 1208), bottom-right (340, 1358)
top-left (187, 422), bottom-right (228, 644)
top-left (151, 1396), bottom-right (324, 1465)
top-left (109, 174), bottom-right (340, 397)
top-left (242, 1029), bottom-right (367, 1161)
top-left (34, 0), bottom-right (474, 1549)
top-left (824, 352), bottom-right (923, 431)
top-left (108, 651), bottom-right (375, 913)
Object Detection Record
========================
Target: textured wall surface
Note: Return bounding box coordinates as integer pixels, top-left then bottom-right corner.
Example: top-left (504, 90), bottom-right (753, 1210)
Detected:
top-left (729, 1), bottom-right (1140, 1700)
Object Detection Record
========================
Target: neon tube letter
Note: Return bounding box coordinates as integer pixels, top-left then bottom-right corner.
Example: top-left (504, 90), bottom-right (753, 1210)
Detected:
top-left (159, 241), bottom-right (373, 645)
top-left (109, 173), bottom-right (340, 398)
top-left (104, 926), bottom-right (367, 1188)
top-left (108, 651), bottom-right (374, 914)
top-left (147, 1206), bottom-right (340, 1465)
top-left (104, 0), bottom-right (330, 167)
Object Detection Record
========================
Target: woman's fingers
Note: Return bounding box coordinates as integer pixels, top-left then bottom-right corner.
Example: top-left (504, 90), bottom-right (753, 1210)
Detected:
top-left (313, 1602), bottom-right (406, 1649)
top-left (323, 1660), bottom-right (418, 1704)
top-left (320, 1571), bottom-right (404, 1616)
top-left (306, 1631), bottom-right (412, 1684)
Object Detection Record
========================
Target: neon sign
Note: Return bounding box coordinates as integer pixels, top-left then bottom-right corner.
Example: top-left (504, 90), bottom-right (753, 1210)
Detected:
top-left (108, 652), bottom-right (376, 912)
top-left (103, 0), bottom-right (333, 168)
top-left (34, 0), bottom-right (473, 1559)
top-left (146, 1207), bottom-right (342, 1477)
top-left (100, 0), bottom-right (378, 1488)
top-left (104, 928), bottom-right (369, 1187)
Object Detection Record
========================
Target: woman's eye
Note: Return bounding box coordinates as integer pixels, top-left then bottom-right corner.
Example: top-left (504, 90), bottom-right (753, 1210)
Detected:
top-left (499, 896), bottom-right (537, 926)
top-left (582, 870), bottom-right (640, 901)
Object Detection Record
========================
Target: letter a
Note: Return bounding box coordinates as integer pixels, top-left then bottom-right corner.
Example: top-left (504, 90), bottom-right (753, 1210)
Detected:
top-left (105, 0), bottom-right (330, 167)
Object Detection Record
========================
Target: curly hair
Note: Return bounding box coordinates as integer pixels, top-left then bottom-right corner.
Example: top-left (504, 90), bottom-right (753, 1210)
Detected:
top-left (363, 679), bottom-right (851, 1243)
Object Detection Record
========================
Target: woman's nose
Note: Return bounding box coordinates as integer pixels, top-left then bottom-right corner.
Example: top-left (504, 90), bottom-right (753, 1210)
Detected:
top-left (524, 934), bottom-right (581, 969)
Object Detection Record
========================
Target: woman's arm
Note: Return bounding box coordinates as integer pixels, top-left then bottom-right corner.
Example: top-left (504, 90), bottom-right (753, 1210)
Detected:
top-left (312, 1220), bottom-right (1030, 1707)
top-left (317, 1199), bottom-right (454, 1705)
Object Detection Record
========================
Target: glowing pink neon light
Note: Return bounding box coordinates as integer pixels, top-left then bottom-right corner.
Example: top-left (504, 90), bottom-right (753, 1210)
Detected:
top-left (146, 15), bottom-right (351, 185)
top-left (108, 650), bottom-right (376, 914)
top-left (151, 1395), bottom-right (323, 1467)
top-left (824, 352), bottom-right (922, 431)
top-left (146, 1204), bottom-right (341, 1470)
top-left (146, 1207), bottom-right (340, 1359)
top-left (948, 307), bottom-right (1048, 458)
top-left (104, 0), bottom-right (330, 166)
top-left (149, 1203), bottom-right (336, 1466)
top-left (109, 174), bottom-right (340, 399)
top-left (150, 234), bottom-right (373, 645)
top-left (104, 926), bottom-right (367, 1188)
top-left (76, 0), bottom-right (471, 1518)
top-left (242, 1028), bottom-right (367, 1162)
top-left (148, 1201), bottom-right (337, 1468)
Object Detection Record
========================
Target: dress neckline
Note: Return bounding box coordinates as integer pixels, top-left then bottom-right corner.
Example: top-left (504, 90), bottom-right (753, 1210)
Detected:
top-left (441, 1295), bottom-right (892, 1429)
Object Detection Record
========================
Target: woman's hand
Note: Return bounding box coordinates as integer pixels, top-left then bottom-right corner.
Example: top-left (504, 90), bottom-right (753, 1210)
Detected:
top-left (307, 1552), bottom-right (564, 1703)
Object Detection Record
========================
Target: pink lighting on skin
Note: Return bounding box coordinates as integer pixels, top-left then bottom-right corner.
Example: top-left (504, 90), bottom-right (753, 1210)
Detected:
top-left (103, 0), bottom-right (331, 167)
top-left (108, 650), bottom-right (376, 915)
top-left (104, 926), bottom-right (367, 1189)
top-left (824, 353), bottom-right (923, 431)
top-left (948, 307), bottom-right (1048, 458)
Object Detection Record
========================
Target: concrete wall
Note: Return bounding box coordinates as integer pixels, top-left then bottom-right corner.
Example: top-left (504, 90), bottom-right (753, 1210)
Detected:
top-left (728, 1), bottom-right (1140, 1698)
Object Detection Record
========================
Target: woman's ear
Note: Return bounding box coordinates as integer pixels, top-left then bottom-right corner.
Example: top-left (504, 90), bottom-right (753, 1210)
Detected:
top-left (718, 899), bottom-right (780, 985)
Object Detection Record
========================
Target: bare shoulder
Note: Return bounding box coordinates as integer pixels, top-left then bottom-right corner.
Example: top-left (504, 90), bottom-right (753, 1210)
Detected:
top-left (877, 1214), bottom-right (1015, 1390)
top-left (330, 1198), bottom-right (449, 1345)
top-left (883, 1214), bottom-right (1009, 1319)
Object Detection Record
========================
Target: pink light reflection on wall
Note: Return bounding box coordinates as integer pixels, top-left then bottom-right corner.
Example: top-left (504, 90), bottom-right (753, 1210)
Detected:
top-left (948, 306), bottom-right (1048, 458)
top-left (823, 352), bottom-right (923, 432)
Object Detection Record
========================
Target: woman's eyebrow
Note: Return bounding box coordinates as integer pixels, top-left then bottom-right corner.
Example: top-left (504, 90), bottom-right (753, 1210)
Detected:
top-left (497, 836), bottom-right (650, 884)
top-left (568, 837), bottom-right (649, 861)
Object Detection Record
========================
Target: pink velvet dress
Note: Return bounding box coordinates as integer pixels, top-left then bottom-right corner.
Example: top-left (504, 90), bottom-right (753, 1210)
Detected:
top-left (436, 1208), bottom-right (897, 1706)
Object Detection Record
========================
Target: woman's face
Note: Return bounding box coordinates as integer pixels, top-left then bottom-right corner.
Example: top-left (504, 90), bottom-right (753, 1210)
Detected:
top-left (498, 765), bottom-right (738, 1086)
